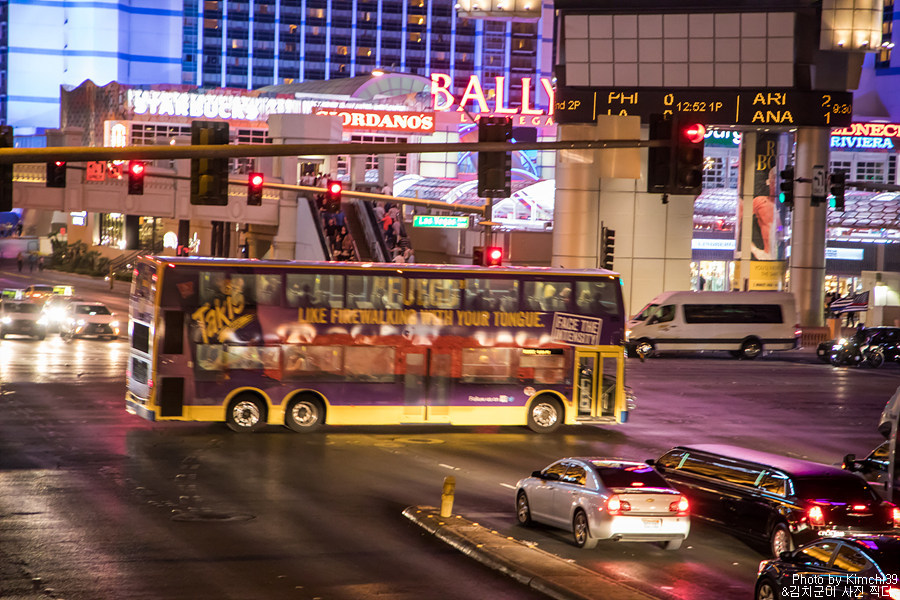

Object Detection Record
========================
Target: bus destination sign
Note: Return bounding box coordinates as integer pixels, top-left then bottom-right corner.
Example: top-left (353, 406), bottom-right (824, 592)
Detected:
top-left (413, 215), bottom-right (470, 229)
top-left (554, 87), bottom-right (853, 128)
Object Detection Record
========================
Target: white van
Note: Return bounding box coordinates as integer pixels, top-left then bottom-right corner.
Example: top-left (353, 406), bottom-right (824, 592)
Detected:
top-left (626, 291), bottom-right (800, 359)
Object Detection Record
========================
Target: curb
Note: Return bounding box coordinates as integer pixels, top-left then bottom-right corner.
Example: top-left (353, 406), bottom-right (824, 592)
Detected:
top-left (403, 506), bottom-right (661, 600)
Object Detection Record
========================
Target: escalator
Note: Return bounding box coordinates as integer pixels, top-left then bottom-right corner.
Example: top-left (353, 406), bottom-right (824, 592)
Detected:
top-left (341, 198), bottom-right (390, 262)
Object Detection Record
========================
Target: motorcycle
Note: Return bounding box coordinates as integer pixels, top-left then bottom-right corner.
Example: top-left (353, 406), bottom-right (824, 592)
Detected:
top-left (830, 337), bottom-right (885, 368)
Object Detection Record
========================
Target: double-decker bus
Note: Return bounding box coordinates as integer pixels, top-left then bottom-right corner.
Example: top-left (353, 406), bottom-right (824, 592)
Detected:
top-left (126, 257), bottom-right (630, 433)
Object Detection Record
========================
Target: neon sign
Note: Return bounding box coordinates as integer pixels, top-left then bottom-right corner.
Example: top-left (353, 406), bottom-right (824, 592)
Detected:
top-left (128, 89), bottom-right (304, 122)
top-left (314, 109), bottom-right (435, 133)
top-left (431, 73), bottom-right (555, 119)
top-left (831, 122), bottom-right (900, 150)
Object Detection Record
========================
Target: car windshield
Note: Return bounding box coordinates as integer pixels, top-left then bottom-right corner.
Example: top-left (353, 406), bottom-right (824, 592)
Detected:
top-left (632, 303), bottom-right (658, 322)
top-left (75, 305), bottom-right (111, 315)
top-left (591, 463), bottom-right (671, 489)
top-left (30, 286), bottom-right (53, 293)
top-left (793, 476), bottom-right (880, 503)
top-left (5, 303), bottom-right (40, 313)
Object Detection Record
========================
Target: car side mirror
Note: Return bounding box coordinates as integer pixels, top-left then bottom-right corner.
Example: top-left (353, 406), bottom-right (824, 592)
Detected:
top-left (778, 550), bottom-right (794, 562)
top-left (842, 454), bottom-right (857, 471)
top-left (531, 470), bottom-right (543, 478)
top-left (645, 459), bottom-right (657, 466)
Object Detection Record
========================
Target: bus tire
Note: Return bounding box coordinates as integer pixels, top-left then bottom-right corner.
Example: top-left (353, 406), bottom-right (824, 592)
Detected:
top-left (527, 396), bottom-right (563, 433)
top-left (226, 393), bottom-right (267, 433)
top-left (285, 394), bottom-right (325, 433)
top-left (739, 337), bottom-right (762, 360)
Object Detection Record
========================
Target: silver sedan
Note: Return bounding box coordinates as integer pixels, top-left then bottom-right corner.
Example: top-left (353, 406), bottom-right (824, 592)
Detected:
top-left (515, 457), bottom-right (691, 549)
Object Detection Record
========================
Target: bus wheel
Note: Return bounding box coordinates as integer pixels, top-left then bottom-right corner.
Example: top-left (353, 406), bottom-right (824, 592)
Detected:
top-left (527, 396), bottom-right (562, 433)
top-left (740, 338), bottom-right (762, 360)
top-left (285, 395), bottom-right (324, 433)
top-left (226, 394), bottom-right (267, 432)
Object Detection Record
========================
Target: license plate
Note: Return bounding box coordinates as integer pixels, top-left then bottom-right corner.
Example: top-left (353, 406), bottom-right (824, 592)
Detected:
top-left (642, 518), bottom-right (662, 528)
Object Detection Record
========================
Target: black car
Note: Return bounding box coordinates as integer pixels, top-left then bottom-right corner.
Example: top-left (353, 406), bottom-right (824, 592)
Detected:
top-left (817, 327), bottom-right (900, 364)
top-left (755, 534), bottom-right (900, 600)
top-left (649, 444), bottom-right (898, 557)
top-left (845, 441), bottom-right (900, 500)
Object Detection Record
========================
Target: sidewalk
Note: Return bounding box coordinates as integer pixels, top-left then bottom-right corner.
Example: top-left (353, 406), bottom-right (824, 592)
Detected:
top-left (403, 506), bottom-right (661, 600)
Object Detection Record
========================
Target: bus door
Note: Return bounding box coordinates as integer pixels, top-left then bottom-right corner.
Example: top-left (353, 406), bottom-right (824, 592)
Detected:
top-left (573, 346), bottom-right (625, 421)
top-left (402, 350), bottom-right (427, 422)
top-left (402, 349), bottom-right (452, 423)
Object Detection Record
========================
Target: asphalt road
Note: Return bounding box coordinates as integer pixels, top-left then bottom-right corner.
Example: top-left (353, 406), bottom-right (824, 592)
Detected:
top-left (1, 265), bottom-right (897, 600)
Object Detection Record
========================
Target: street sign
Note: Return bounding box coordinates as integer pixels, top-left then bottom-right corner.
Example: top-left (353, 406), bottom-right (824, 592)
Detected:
top-left (812, 164), bottom-right (827, 205)
top-left (413, 215), bottom-right (470, 229)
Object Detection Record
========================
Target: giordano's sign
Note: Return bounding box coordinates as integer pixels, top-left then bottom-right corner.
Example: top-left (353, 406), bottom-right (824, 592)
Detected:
top-left (431, 73), bottom-right (556, 126)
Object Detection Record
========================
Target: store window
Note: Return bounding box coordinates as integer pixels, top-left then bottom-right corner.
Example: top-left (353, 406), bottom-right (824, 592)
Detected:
top-left (856, 161), bottom-right (886, 182)
top-left (99, 213), bottom-right (125, 248)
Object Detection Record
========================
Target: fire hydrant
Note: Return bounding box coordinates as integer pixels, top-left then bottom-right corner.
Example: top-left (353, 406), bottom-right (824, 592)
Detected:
top-left (440, 476), bottom-right (456, 517)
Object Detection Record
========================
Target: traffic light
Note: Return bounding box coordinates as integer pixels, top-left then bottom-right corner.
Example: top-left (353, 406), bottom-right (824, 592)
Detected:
top-left (671, 118), bottom-right (706, 195)
top-left (647, 114), bottom-right (705, 195)
top-left (830, 170), bottom-right (847, 211)
top-left (484, 246), bottom-right (503, 267)
top-left (0, 126), bottom-right (12, 212)
top-left (325, 180), bottom-right (342, 212)
top-left (46, 160), bottom-right (67, 188)
top-left (190, 120), bottom-right (230, 205)
top-left (247, 172), bottom-right (264, 206)
top-left (779, 165), bottom-right (795, 209)
top-left (601, 227), bottom-right (616, 270)
top-left (477, 116), bottom-right (512, 198)
top-left (127, 160), bottom-right (145, 195)
top-left (646, 114), bottom-right (673, 194)
top-left (472, 246), bottom-right (485, 266)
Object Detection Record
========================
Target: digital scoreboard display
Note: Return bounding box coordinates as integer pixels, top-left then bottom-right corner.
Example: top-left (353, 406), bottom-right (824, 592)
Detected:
top-left (555, 87), bottom-right (853, 128)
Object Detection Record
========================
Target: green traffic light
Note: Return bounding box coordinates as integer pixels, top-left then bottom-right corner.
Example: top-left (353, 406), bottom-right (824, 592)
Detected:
top-left (778, 192), bottom-right (785, 204)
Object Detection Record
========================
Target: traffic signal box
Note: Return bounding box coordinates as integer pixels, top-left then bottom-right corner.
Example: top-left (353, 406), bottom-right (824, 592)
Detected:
top-left (325, 180), bottom-right (342, 212)
top-left (779, 165), bottom-right (795, 209)
top-left (247, 172), bottom-right (264, 206)
top-left (477, 116), bottom-right (512, 198)
top-left (0, 126), bottom-right (12, 212)
top-left (473, 246), bottom-right (503, 266)
top-left (127, 160), bottom-right (146, 195)
top-left (46, 160), bottom-right (67, 188)
top-left (601, 227), bottom-right (616, 270)
top-left (647, 114), bottom-right (706, 196)
top-left (190, 121), bottom-right (230, 205)
top-left (830, 170), bottom-right (847, 211)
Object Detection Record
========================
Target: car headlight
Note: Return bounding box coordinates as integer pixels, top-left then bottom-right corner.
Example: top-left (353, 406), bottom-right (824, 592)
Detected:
top-left (37, 317), bottom-right (49, 326)
top-left (110, 321), bottom-right (120, 329)
top-left (625, 329), bottom-right (632, 340)
top-left (1, 316), bottom-right (10, 324)
top-left (837, 338), bottom-right (847, 346)
top-left (76, 319), bottom-right (86, 326)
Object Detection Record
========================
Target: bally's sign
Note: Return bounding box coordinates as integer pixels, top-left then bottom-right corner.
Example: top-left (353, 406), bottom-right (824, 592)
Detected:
top-left (431, 73), bottom-right (555, 126)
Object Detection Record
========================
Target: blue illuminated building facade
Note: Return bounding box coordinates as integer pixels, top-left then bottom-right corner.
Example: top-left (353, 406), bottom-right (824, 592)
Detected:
top-left (1, 0), bottom-right (552, 130)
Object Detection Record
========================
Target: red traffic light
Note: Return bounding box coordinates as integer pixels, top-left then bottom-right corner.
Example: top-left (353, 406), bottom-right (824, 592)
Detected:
top-left (485, 246), bottom-right (503, 266)
top-left (247, 172), bottom-right (264, 206)
top-left (681, 123), bottom-right (706, 145)
top-left (129, 161), bottom-right (145, 176)
top-left (328, 180), bottom-right (342, 195)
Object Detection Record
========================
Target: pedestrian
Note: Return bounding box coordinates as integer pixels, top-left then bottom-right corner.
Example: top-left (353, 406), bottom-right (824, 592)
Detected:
top-left (109, 266), bottom-right (115, 290)
top-left (27, 253), bottom-right (35, 272)
top-left (38, 256), bottom-right (45, 271)
top-left (16, 251), bottom-right (24, 272)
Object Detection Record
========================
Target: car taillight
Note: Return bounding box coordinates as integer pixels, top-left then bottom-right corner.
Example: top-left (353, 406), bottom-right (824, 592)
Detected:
top-left (794, 324), bottom-right (802, 337)
top-left (607, 495), bottom-right (631, 516)
top-left (888, 502), bottom-right (900, 526)
top-left (669, 496), bottom-right (689, 515)
top-left (808, 505), bottom-right (825, 526)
